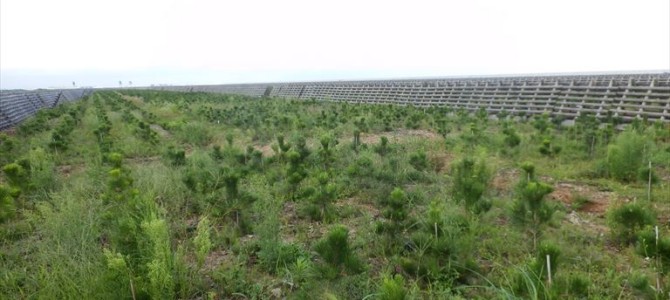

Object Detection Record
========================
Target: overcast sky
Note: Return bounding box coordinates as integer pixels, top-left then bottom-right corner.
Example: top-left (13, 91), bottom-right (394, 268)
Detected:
top-left (1, 0), bottom-right (669, 89)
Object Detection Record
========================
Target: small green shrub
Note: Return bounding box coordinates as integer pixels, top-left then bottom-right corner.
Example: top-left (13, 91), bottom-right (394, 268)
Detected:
top-left (102, 249), bottom-right (132, 297)
top-left (408, 150), bottom-right (428, 171)
top-left (402, 201), bottom-right (474, 283)
top-left (304, 172), bottom-right (338, 221)
top-left (194, 216), bottom-right (213, 268)
top-left (210, 145), bottom-right (224, 161)
top-left (376, 188), bottom-right (408, 239)
top-left (0, 133), bottom-right (16, 165)
top-left (0, 185), bottom-right (17, 223)
top-left (25, 147), bottom-right (56, 192)
top-left (511, 176), bottom-right (555, 249)
top-left (314, 225), bottom-right (363, 274)
top-left (346, 153), bottom-right (374, 177)
top-left (629, 272), bottom-right (652, 295)
top-left (608, 202), bottom-right (656, 245)
top-left (531, 242), bottom-right (561, 281)
top-left (225, 132), bottom-right (234, 147)
top-left (3, 161), bottom-right (31, 191)
top-left (165, 146), bottom-right (186, 166)
top-left (374, 136), bottom-right (391, 157)
top-left (637, 165), bottom-right (659, 185)
top-left (178, 122), bottom-right (211, 146)
top-left (286, 149), bottom-right (307, 200)
top-left (606, 131), bottom-right (646, 182)
top-left (258, 242), bottom-right (304, 274)
top-left (636, 226), bottom-right (670, 273)
top-left (520, 161), bottom-right (535, 182)
top-left (285, 257), bottom-right (315, 290)
top-left (452, 157), bottom-right (491, 215)
top-left (352, 129), bottom-right (361, 152)
top-left (533, 113), bottom-right (550, 135)
top-left (318, 134), bottom-right (337, 168)
top-left (142, 216), bottom-right (175, 300)
top-left (502, 122), bottom-right (521, 147)
top-left (538, 139), bottom-right (561, 157)
top-left (378, 274), bottom-right (407, 300)
top-left (461, 122), bottom-right (485, 148)
top-left (567, 272), bottom-right (590, 297)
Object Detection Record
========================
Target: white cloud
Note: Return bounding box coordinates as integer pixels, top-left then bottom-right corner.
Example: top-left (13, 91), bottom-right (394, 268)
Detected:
top-left (1, 0), bottom-right (668, 89)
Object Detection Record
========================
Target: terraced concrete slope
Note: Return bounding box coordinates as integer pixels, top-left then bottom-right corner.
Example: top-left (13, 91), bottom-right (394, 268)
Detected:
top-left (1, 73), bottom-right (668, 130)
top-left (154, 72), bottom-right (670, 122)
top-left (0, 89), bottom-right (92, 130)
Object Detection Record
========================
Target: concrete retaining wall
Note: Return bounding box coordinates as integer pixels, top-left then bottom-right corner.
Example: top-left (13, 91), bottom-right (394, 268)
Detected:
top-left (0, 89), bottom-right (92, 130)
top-left (153, 72), bottom-right (670, 122)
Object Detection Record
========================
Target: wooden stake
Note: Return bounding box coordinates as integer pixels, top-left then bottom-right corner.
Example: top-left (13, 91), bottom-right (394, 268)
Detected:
top-left (648, 161), bottom-right (652, 201)
top-left (546, 254), bottom-right (552, 286)
top-left (657, 225), bottom-right (662, 293)
top-left (130, 278), bottom-right (137, 300)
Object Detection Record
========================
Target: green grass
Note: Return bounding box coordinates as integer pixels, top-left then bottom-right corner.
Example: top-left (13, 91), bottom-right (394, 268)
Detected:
top-left (1, 90), bottom-right (669, 299)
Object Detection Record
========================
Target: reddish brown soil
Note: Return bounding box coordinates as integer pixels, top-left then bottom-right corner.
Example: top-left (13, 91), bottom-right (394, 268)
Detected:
top-left (491, 168), bottom-right (521, 194)
top-left (549, 182), bottom-right (617, 215)
top-left (429, 152), bottom-right (455, 173)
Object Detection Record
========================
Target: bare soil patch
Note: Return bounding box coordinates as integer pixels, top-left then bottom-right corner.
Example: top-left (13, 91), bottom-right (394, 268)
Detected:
top-left (150, 124), bottom-right (171, 137)
top-left (126, 156), bottom-right (161, 164)
top-left (278, 197), bottom-right (378, 246)
top-left (279, 201), bottom-right (304, 244)
top-left (56, 164), bottom-right (85, 178)
top-left (492, 168), bottom-right (521, 194)
top-left (549, 182), bottom-right (618, 215)
top-left (256, 144), bottom-right (275, 157)
top-left (337, 196), bottom-right (380, 219)
top-left (429, 152), bottom-right (455, 173)
top-left (564, 211), bottom-right (609, 235)
top-left (360, 129), bottom-right (440, 145)
top-left (253, 129), bottom-right (440, 159)
top-left (202, 249), bottom-right (231, 272)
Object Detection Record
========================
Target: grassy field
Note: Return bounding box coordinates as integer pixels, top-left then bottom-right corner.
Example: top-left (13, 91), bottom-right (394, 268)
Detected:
top-left (1, 90), bottom-right (669, 299)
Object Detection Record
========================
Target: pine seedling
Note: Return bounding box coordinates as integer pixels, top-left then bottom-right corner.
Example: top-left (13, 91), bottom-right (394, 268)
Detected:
top-left (314, 225), bottom-right (362, 273)
top-left (452, 157), bottom-right (491, 215)
top-left (194, 216), bottom-right (213, 268)
top-left (378, 274), bottom-right (407, 300)
top-left (511, 179), bottom-right (555, 250)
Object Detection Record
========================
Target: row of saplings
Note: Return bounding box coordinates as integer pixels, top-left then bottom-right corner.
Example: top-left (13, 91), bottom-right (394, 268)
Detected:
top-left (0, 97), bottom-right (177, 297)
top-left (86, 104), bottom-right (670, 298)
top-left (266, 157), bottom-right (664, 299)
top-left (366, 160), bottom-right (572, 298)
top-left (154, 127), bottom-right (665, 298)
top-left (0, 101), bottom-right (88, 223)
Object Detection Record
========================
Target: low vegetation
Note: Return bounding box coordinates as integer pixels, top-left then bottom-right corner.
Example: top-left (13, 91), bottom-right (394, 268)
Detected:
top-left (1, 90), bottom-right (669, 299)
